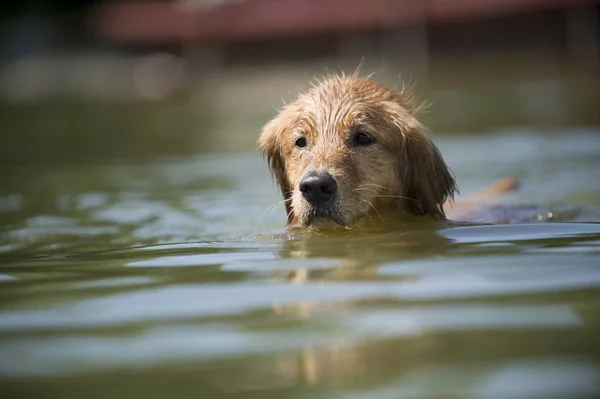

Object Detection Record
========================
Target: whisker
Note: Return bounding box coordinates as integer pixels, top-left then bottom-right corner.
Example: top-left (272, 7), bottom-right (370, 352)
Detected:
top-left (259, 202), bottom-right (281, 224)
top-left (372, 194), bottom-right (421, 203)
top-left (259, 199), bottom-right (290, 224)
top-left (268, 198), bottom-right (292, 217)
top-left (363, 199), bottom-right (384, 224)
top-left (353, 187), bottom-right (379, 195)
top-left (357, 183), bottom-right (387, 190)
top-left (354, 187), bottom-right (422, 204)
top-left (366, 214), bottom-right (376, 227)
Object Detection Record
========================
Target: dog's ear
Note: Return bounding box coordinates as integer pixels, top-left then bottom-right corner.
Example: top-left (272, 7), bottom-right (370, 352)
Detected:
top-left (398, 125), bottom-right (457, 218)
top-left (258, 112), bottom-right (295, 224)
top-left (383, 92), bottom-right (457, 218)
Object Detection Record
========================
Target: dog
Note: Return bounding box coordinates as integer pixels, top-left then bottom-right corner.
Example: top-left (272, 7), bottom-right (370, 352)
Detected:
top-left (258, 73), bottom-right (516, 227)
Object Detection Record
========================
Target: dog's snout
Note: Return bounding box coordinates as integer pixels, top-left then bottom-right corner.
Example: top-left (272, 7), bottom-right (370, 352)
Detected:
top-left (299, 172), bottom-right (337, 204)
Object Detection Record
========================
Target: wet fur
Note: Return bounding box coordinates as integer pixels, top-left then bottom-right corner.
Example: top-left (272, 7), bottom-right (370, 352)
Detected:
top-left (258, 74), bottom-right (460, 227)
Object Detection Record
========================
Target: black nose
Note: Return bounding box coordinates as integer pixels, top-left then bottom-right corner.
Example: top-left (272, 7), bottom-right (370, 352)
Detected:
top-left (299, 172), bottom-right (337, 204)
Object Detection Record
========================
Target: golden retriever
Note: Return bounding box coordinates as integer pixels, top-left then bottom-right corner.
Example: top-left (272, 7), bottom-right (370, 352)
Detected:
top-left (258, 73), bottom-right (516, 227)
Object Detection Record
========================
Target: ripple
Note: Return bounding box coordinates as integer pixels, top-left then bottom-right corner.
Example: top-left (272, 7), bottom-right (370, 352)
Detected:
top-left (1, 263), bottom-right (597, 333)
top-left (0, 274), bottom-right (17, 281)
top-left (378, 254), bottom-right (600, 299)
top-left (0, 325), bottom-right (310, 377)
top-left (440, 223), bottom-right (600, 244)
top-left (222, 258), bottom-right (342, 272)
top-left (0, 304), bottom-right (582, 378)
top-left (0, 283), bottom-right (381, 331)
top-left (320, 359), bottom-right (600, 399)
top-left (71, 277), bottom-right (154, 289)
top-left (6, 224), bottom-right (119, 240)
top-left (476, 360), bottom-right (600, 399)
top-left (126, 251), bottom-right (277, 267)
top-left (341, 305), bottom-right (580, 339)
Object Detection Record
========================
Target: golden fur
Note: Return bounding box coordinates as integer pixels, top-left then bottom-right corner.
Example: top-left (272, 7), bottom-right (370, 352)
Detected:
top-left (258, 74), bottom-right (512, 227)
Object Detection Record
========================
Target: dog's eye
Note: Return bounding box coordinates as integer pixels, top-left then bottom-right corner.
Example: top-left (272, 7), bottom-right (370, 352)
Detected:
top-left (295, 137), bottom-right (308, 148)
top-left (354, 131), bottom-right (375, 146)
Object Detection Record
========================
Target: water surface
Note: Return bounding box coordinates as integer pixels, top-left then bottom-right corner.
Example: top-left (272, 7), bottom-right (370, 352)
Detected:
top-left (1, 129), bottom-right (600, 398)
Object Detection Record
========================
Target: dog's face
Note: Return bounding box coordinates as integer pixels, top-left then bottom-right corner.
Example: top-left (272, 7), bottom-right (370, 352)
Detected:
top-left (259, 75), bottom-right (456, 227)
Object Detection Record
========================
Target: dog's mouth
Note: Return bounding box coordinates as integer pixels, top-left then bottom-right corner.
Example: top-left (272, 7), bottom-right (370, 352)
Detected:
top-left (303, 204), bottom-right (346, 226)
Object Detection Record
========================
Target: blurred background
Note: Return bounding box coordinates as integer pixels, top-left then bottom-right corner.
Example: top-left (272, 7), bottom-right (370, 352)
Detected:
top-left (1, 0), bottom-right (599, 165)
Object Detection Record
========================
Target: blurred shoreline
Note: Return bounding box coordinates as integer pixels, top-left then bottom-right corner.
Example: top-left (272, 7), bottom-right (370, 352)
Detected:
top-left (1, 52), bottom-right (598, 164)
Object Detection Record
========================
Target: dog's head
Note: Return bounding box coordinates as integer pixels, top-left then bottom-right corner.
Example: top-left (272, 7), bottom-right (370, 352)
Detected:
top-left (258, 74), bottom-right (456, 227)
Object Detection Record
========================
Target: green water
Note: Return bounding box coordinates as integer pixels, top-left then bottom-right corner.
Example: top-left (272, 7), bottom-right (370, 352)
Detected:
top-left (1, 129), bottom-right (600, 398)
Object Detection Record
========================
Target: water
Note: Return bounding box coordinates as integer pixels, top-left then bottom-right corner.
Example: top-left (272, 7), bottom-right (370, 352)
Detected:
top-left (1, 129), bottom-right (600, 398)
